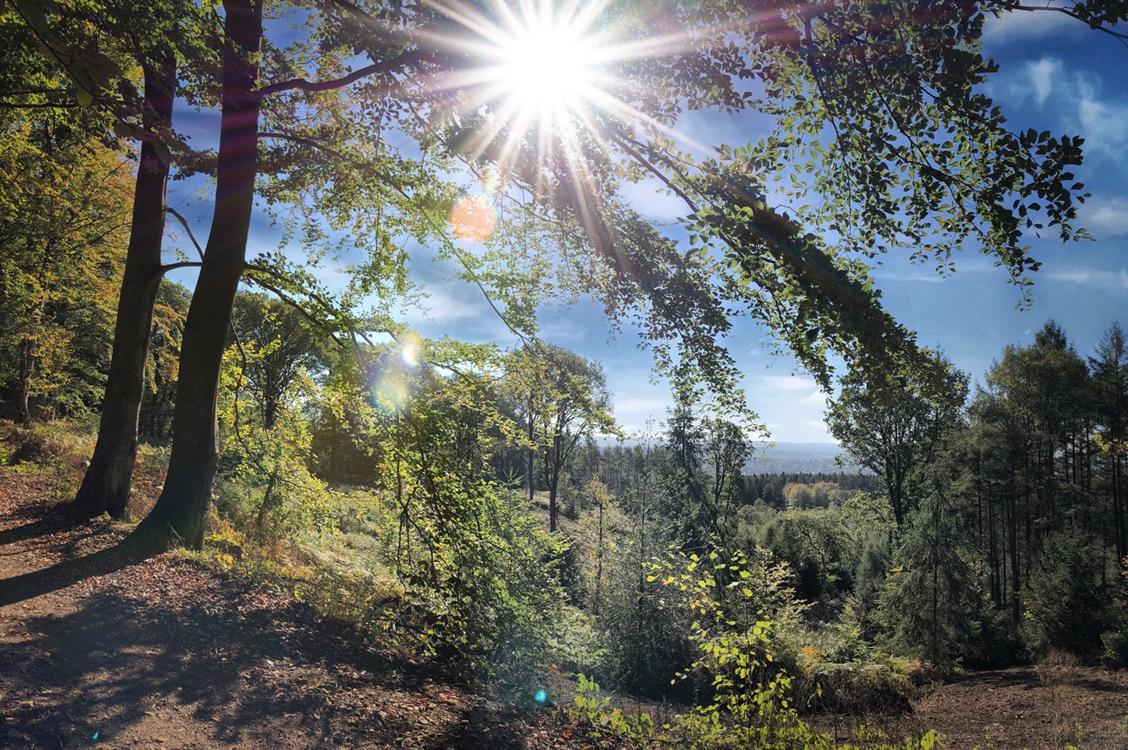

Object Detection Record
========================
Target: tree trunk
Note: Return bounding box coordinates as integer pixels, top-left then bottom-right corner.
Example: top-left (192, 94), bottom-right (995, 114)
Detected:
top-left (16, 337), bottom-right (33, 425)
top-left (254, 468), bottom-right (280, 538)
top-left (132, 0), bottom-right (263, 550)
top-left (526, 405), bottom-right (534, 503)
top-left (73, 57), bottom-right (177, 519)
top-left (548, 475), bottom-right (559, 532)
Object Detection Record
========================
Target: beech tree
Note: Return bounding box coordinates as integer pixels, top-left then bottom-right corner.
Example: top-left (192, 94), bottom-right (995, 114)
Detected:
top-left (5, 0), bottom-right (213, 516)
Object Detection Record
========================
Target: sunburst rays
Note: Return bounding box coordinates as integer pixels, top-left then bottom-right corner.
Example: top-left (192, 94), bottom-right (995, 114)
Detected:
top-left (414, 0), bottom-right (723, 240)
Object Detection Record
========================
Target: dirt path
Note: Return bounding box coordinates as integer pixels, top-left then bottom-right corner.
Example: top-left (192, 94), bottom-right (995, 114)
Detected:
top-left (911, 664), bottom-right (1128, 750)
top-left (0, 468), bottom-right (580, 749)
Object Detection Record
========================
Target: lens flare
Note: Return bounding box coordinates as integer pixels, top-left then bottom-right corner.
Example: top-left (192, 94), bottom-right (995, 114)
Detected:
top-left (450, 194), bottom-right (497, 242)
top-left (400, 332), bottom-right (423, 367)
top-left (372, 370), bottom-right (411, 413)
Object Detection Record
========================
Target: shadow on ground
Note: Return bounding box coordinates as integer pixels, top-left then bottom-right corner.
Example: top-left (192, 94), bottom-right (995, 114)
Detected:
top-left (1, 578), bottom-right (424, 747)
top-left (1, 554), bottom-right (536, 749)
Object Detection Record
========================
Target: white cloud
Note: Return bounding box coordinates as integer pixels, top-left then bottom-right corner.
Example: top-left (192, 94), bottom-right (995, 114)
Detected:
top-left (1025, 58), bottom-right (1061, 106)
top-left (1045, 268), bottom-right (1128, 289)
top-left (619, 177), bottom-right (690, 222)
top-left (875, 270), bottom-right (947, 284)
top-left (1000, 65), bottom-right (1128, 164)
top-left (402, 290), bottom-right (483, 324)
top-left (762, 374), bottom-right (818, 392)
top-left (982, 10), bottom-right (1073, 44)
top-left (1082, 196), bottom-right (1128, 238)
top-left (615, 395), bottom-right (671, 415)
top-left (1075, 82), bottom-right (1128, 162)
top-left (804, 420), bottom-right (835, 442)
top-left (799, 389), bottom-right (827, 406)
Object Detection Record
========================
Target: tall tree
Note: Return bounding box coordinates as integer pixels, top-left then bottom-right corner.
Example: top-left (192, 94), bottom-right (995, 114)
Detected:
top-left (73, 56), bottom-right (178, 517)
top-left (537, 348), bottom-right (614, 532)
top-left (133, 0), bottom-right (264, 548)
top-left (827, 352), bottom-right (968, 526)
top-left (1091, 323), bottom-right (1128, 563)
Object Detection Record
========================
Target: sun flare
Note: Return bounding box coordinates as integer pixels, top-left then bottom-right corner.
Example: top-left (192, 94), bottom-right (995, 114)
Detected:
top-left (427, 0), bottom-right (710, 241)
top-left (490, 16), bottom-right (600, 125)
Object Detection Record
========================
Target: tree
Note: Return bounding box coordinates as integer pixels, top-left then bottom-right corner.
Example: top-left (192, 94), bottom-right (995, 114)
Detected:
top-left (537, 348), bottom-right (614, 532)
top-left (827, 352), bottom-right (968, 526)
top-left (877, 485), bottom-right (988, 667)
top-left (0, 119), bottom-right (132, 423)
top-left (138, 280), bottom-right (190, 443)
top-left (132, 0), bottom-right (265, 547)
top-left (231, 292), bottom-right (321, 430)
top-left (700, 417), bottom-right (753, 547)
top-left (1091, 323), bottom-right (1128, 563)
top-left (72, 56), bottom-right (178, 518)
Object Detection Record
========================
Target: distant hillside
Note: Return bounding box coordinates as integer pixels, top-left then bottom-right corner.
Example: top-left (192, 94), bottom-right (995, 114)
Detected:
top-left (743, 442), bottom-right (864, 474)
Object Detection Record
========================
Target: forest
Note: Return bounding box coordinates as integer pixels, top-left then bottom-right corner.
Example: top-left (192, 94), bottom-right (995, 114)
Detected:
top-left (1, 1), bottom-right (1127, 749)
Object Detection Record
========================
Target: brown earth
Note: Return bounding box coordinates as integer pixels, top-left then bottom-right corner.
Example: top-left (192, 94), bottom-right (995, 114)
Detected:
top-left (818, 660), bottom-right (1128, 749)
top-left (0, 466), bottom-right (584, 749)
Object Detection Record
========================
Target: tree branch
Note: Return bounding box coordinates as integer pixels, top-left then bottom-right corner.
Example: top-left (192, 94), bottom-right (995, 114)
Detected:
top-left (165, 206), bottom-right (205, 260)
top-left (160, 261), bottom-right (202, 274)
top-left (253, 49), bottom-right (420, 99)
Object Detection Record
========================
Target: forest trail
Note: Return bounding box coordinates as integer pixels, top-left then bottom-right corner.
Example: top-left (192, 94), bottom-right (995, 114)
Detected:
top-left (0, 468), bottom-right (580, 750)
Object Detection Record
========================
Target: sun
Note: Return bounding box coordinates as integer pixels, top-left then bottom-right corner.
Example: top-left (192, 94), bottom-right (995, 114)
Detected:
top-left (490, 14), bottom-right (599, 126)
top-left (428, 0), bottom-right (620, 157)
top-left (424, 1), bottom-right (709, 239)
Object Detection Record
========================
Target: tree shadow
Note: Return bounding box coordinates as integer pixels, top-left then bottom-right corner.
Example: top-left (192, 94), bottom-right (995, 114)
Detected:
top-left (0, 507), bottom-right (83, 547)
top-left (433, 700), bottom-right (537, 749)
top-left (0, 541), bottom-right (151, 607)
top-left (0, 576), bottom-right (434, 748)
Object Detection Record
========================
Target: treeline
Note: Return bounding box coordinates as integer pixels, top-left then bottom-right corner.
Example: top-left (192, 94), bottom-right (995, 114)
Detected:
top-left (828, 322), bottom-right (1128, 667)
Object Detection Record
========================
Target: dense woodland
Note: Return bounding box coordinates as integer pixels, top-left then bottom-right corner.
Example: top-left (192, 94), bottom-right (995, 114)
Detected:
top-left (2, 1), bottom-right (1127, 748)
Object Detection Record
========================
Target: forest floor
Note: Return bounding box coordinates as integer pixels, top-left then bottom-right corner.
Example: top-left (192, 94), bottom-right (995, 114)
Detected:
top-left (2, 465), bottom-right (1128, 749)
top-left (817, 665), bottom-right (1128, 749)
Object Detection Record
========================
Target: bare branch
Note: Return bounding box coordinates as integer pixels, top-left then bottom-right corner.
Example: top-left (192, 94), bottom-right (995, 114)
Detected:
top-left (253, 49), bottom-right (420, 99)
top-left (165, 206), bottom-right (205, 260)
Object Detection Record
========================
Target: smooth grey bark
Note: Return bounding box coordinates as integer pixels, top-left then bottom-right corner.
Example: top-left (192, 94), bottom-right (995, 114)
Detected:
top-left (132, 0), bottom-right (263, 549)
top-left (73, 56), bottom-right (177, 519)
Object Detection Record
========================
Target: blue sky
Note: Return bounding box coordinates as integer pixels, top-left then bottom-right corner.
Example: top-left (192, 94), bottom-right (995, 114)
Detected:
top-left (164, 10), bottom-right (1128, 442)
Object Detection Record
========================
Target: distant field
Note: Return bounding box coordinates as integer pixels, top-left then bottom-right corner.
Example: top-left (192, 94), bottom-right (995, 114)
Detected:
top-left (743, 441), bottom-right (866, 475)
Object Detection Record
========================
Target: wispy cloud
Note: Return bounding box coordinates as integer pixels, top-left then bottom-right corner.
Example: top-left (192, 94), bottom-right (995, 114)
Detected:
top-left (1082, 196), bottom-right (1128, 239)
top-left (761, 374), bottom-right (818, 392)
top-left (799, 389), bottom-right (827, 406)
top-left (1075, 80), bottom-right (1128, 162)
top-left (1045, 267), bottom-right (1128, 289)
top-left (982, 10), bottom-right (1073, 43)
top-left (619, 177), bottom-right (690, 222)
top-left (876, 271), bottom-right (947, 284)
top-left (1025, 58), bottom-right (1061, 106)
